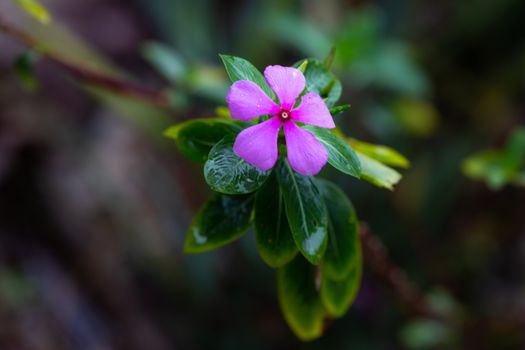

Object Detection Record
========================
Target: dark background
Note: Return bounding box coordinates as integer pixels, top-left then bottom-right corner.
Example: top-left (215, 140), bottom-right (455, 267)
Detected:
top-left (0, 0), bottom-right (525, 349)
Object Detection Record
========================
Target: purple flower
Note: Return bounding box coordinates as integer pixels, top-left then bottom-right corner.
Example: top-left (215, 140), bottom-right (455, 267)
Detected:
top-left (226, 65), bottom-right (335, 176)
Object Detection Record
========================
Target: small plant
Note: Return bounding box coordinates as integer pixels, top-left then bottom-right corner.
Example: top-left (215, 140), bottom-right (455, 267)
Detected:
top-left (165, 53), bottom-right (409, 340)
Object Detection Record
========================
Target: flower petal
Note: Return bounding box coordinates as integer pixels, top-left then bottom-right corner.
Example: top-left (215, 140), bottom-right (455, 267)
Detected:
top-left (226, 80), bottom-right (280, 122)
top-left (264, 65), bottom-right (305, 110)
top-left (284, 122), bottom-right (328, 176)
top-left (292, 92), bottom-right (335, 128)
top-left (233, 117), bottom-right (281, 171)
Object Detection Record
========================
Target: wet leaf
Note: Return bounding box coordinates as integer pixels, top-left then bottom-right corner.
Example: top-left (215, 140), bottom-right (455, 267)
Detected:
top-left (204, 136), bottom-right (271, 194)
top-left (184, 194), bottom-right (254, 253)
top-left (318, 179), bottom-right (360, 280)
top-left (276, 160), bottom-right (328, 265)
top-left (254, 171), bottom-right (298, 268)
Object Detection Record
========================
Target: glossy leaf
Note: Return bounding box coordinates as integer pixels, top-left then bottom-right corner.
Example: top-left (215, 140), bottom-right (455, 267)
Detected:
top-left (318, 179), bottom-right (360, 280)
top-left (295, 59), bottom-right (341, 107)
top-left (277, 256), bottom-right (326, 341)
top-left (254, 171), bottom-right (298, 268)
top-left (204, 136), bottom-right (270, 194)
top-left (320, 262), bottom-right (362, 317)
top-left (349, 138), bottom-right (410, 168)
top-left (219, 54), bottom-right (275, 99)
top-left (165, 118), bottom-right (242, 163)
top-left (358, 151), bottom-right (402, 190)
top-left (303, 125), bottom-right (361, 178)
top-left (277, 160), bottom-right (328, 265)
top-left (13, 0), bottom-right (51, 24)
top-left (184, 194), bottom-right (254, 253)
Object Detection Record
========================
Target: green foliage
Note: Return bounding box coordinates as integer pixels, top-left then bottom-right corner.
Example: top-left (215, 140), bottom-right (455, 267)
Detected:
top-left (303, 126), bottom-right (361, 178)
top-left (320, 264), bottom-right (361, 317)
top-left (318, 180), bottom-right (362, 317)
top-left (167, 54), bottom-right (409, 341)
top-left (329, 104), bottom-right (352, 116)
top-left (276, 160), bottom-right (328, 265)
top-left (277, 256), bottom-right (325, 341)
top-left (357, 152), bottom-right (402, 190)
top-left (219, 54), bottom-right (275, 100)
top-left (462, 128), bottom-right (525, 189)
top-left (164, 118), bottom-right (241, 162)
top-left (184, 194), bottom-right (254, 253)
top-left (350, 138), bottom-right (410, 168)
top-left (204, 136), bottom-right (271, 194)
top-left (254, 171), bottom-right (298, 268)
top-left (318, 180), bottom-right (361, 280)
top-left (13, 0), bottom-right (51, 24)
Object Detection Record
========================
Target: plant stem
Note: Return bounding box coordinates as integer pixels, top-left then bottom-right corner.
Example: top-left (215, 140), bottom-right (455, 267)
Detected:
top-left (359, 223), bottom-right (447, 321)
top-left (0, 17), bottom-right (169, 107)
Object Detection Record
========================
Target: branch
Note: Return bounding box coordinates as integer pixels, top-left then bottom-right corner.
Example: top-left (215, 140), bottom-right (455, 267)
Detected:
top-left (0, 17), bottom-right (169, 107)
top-left (360, 223), bottom-right (447, 321)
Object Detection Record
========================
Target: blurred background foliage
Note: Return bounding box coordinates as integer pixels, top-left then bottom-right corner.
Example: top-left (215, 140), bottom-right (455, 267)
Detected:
top-left (0, 0), bottom-right (524, 349)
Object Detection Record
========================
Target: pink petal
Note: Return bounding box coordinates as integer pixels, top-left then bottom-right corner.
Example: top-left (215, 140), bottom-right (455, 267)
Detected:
top-left (291, 92), bottom-right (335, 128)
top-left (233, 117), bottom-right (281, 171)
top-left (284, 122), bottom-right (328, 176)
top-left (226, 80), bottom-right (280, 122)
top-left (264, 65), bottom-right (305, 110)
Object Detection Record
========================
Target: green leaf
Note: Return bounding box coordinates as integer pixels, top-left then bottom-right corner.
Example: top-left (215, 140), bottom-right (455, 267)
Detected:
top-left (276, 160), bottom-right (328, 265)
top-left (318, 180), bottom-right (360, 280)
top-left (277, 256), bottom-right (326, 341)
top-left (329, 104), bottom-right (351, 117)
top-left (358, 151), bottom-right (402, 190)
top-left (296, 59), bottom-right (309, 73)
top-left (320, 261), bottom-right (362, 318)
top-left (254, 171), bottom-right (298, 268)
top-left (204, 136), bottom-right (271, 194)
top-left (13, 0), bottom-right (51, 24)
top-left (164, 118), bottom-right (242, 163)
top-left (184, 194), bottom-right (254, 253)
top-left (318, 177), bottom-right (363, 318)
top-left (303, 126), bottom-right (361, 178)
top-left (219, 54), bottom-right (275, 99)
top-left (295, 59), bottom-right (341, 107)
top-left (349, 138), bottom-right (410, 168)
top-left (14, 51), bottom-right (39, 90)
